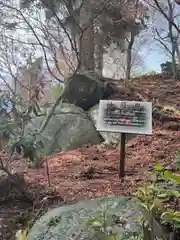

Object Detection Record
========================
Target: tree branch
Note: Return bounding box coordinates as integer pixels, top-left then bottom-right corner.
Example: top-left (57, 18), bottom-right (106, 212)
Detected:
top-left (151, 0), bottom-right (180, 33)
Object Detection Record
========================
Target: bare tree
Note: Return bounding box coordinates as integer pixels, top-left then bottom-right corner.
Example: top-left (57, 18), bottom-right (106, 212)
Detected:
top-left (16, 0), bottom-right (148, 75)
top-left (103, 0), bottom-right (149, 81)
top-left (124, 0), bottom-right (149, 81)
top-left (150, 0), bottom-right (180, 33)
top-left (103, 29), bottom-right (150, 80)
top-left (0, 0), bottom-right (148, 135)
top-left (148, 0), bottom-right (180, 78)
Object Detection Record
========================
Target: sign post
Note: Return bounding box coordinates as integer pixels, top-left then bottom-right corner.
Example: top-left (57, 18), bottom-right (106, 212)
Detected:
top-left (119, 133), bottom-right (126, 178)
top-left (97, 100), bottom-right (152, 179)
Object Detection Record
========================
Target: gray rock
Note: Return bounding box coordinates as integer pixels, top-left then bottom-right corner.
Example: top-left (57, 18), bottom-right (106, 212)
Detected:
top-left (28, 196), bottom-right (142, 240)
top-left (0, 170), bottom-right (8, 178)
top-left (25, 103), bottom-right (101, 156)
top-left (88, 104), bottom-right (138, 144)
top-left (62, 73), bottom-right (114, 111)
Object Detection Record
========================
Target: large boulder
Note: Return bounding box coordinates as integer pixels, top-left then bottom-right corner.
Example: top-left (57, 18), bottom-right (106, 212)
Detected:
top-left (25, 103), bottom-right (102, 156)
top-left (28, 196), bottom-right (142, 240)
top-left (88, 104), bottom-right (137, 144)
top-left (62, 73), bottom-right (114, 111)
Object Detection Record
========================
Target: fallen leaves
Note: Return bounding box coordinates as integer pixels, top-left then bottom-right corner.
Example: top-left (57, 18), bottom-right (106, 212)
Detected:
top-left (0, 75), bottom-right (180, 239)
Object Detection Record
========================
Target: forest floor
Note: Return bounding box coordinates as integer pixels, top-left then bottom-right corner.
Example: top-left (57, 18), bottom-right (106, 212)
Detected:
top-left (0, 76), bottom-right (180, 240)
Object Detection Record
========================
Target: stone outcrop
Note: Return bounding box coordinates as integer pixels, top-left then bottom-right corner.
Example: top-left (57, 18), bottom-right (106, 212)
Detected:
top-left (25, 103), bottom-right (102, 156)
top-left (62, 73), bottom-right (114, 111)
top-left (28, 196), bottom-right (142, 240)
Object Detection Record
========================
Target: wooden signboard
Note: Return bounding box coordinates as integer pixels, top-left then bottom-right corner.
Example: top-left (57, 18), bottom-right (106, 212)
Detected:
top-left (97, 100), bottom-right (152, 179)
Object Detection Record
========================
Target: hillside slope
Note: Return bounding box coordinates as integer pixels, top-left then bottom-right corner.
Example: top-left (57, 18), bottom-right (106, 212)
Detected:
top-left (0, 76), bottom-right (179, 239)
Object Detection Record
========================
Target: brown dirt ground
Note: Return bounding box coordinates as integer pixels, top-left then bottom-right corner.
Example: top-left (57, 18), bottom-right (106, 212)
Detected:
top-left (0, 76), bottom-right (180, 240)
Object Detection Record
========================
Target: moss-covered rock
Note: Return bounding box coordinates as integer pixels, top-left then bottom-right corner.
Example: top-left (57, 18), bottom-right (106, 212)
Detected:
top-left (28, 196), bottom-right (142, 240)
top-left (62, 74), bottom-right (114, 111)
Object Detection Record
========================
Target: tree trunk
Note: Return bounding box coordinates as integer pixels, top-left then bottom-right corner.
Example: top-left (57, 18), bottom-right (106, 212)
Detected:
top-left (125, 32), bottom-right (135, 81)
top-left (94, 34), bottom-right (103, 76)
top-left (171, 46), bottom-right (176, 79)
top-left (175, 42), bottom-right (180, 68)
top-left (168, 0), bottom-right (177, 79)
top-left (79, 23), bottom-right (95, 73)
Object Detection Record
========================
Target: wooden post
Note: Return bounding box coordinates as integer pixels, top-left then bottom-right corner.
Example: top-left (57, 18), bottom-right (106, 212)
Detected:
top-left (119, 133), bottom-right (126, 179)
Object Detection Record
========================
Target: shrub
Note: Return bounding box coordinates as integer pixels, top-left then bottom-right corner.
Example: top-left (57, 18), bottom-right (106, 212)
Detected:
top-left (86, 163), bottom-right (180, 240)
top-left (160, 61), bottom-right (180, 78)
top-left (134, 163), bottom-right (180, 239)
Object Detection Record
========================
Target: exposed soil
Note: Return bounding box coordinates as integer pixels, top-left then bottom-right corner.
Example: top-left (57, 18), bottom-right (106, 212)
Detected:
top-left (0, 76), bottom-right (179, 240)
top-left (111, 75), bottom-right (180, 110)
